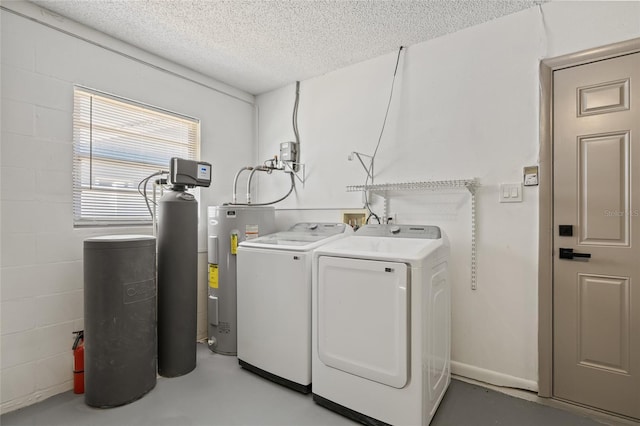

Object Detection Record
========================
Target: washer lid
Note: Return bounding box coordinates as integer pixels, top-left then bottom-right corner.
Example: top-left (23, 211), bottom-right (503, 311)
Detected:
top-left (314, 234), bottom-right (442, 262)
top-left (239, 222), bottom-right (353, 251)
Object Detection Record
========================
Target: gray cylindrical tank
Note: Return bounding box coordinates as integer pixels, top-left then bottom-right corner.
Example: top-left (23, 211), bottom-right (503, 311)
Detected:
top-left (83, 235), bottom-right (157, 408)
top-left (207, 205), bottom-right (276, 355)
top-left (157, 189), bottom-right (198, 377)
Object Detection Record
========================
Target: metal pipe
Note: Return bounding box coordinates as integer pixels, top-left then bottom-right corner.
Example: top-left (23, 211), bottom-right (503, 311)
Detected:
top-left (153, 180), bottom-right (158, 237)
top-left (246, 165), bottom-right (270, 204)
top-left (232, 166), bottom-right (253, 204)
top-left (230, 172), bottom-right (295, 207)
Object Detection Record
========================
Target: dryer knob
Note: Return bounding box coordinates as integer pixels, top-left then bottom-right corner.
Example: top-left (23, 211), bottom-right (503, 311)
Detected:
top-left (308, 223), bottom-right (318, 230)
top-left (390, 225), bottom-right (401, 234)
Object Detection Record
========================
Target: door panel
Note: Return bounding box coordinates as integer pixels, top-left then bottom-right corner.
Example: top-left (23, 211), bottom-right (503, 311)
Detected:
top-left (577, 274), bottom-right (630, 373)
top-left (578, 131), bottom-right (630, 245)
top-left (553, 52), bottom-right (639, 419)
top-left (578, 78), bottom-right (630, 116)
top-left (317, 256), bottom-right (409, 389)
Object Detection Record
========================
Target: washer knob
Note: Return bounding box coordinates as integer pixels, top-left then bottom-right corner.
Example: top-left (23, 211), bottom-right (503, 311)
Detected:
top-left (308, 223), bottom-right (318, 230)
top-left (390, 225), bottom-right (401, 234)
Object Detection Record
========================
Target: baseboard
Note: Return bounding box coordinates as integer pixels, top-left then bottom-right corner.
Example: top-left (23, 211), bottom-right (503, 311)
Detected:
top-left (451, 361), bottom-right (538, 392)
top-left (0, 381), bottom-right (72, 415)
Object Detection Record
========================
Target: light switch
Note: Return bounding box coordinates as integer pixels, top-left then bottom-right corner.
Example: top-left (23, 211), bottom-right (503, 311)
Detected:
top-left (499, 183), bottom-right (523, 203)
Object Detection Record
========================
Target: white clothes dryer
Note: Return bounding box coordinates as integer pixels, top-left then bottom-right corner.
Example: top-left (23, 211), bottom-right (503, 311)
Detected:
top-left (312, 224), bottom-right (450, 425)
top-left (237, 222), bottom-right (353, 393)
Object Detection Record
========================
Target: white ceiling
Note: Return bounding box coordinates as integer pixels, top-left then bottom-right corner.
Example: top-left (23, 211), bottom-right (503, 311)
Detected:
top-left (29, 0), bottom-right (543, 95)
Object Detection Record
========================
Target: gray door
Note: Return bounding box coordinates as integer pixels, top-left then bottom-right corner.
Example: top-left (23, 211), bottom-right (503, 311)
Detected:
top-left (553, 52), bottom-right (639, 419)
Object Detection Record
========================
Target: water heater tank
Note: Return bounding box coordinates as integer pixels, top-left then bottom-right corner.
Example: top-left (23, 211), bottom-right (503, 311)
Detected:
top-left (207, 205), bottom-right (276, 355)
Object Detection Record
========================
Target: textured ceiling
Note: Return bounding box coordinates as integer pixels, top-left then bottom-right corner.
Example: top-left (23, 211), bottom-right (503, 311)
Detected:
top-left (29, 0), bottom-right (543, 95)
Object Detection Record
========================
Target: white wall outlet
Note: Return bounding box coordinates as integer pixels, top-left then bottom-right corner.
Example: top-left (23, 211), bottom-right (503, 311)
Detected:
top-left (499, 183), bottom-right (523, 203)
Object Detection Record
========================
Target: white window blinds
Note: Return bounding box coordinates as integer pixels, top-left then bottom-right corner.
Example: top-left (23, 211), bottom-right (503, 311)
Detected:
top-left (73, 87), bottom-right (200, 226)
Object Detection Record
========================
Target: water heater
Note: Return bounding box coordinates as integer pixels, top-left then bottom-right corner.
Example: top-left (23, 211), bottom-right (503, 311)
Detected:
top-left (207, 205), bottom-right (276, 354)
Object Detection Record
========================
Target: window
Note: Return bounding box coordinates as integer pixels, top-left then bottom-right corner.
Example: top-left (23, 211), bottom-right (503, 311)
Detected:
top-left (73, 87), bottom-right (200, 226)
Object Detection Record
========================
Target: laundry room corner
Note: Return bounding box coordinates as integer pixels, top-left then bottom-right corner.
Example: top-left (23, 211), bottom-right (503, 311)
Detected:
top-left (252, 1), bottom-right (640, 394)
top-left (253, 6), bottom-right (543, 391)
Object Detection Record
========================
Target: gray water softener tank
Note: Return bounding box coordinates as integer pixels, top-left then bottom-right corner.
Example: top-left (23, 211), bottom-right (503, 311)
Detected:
top-left (83, 235), bottom-right (157, 408)
top-left (157, 189), bottom-right (198, 377)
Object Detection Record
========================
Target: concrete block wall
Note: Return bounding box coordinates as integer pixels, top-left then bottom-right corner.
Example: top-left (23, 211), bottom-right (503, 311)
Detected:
top-left (1, 13), bottom-right (83, 408)
top-left (0, 4), bottom-right (255, 413)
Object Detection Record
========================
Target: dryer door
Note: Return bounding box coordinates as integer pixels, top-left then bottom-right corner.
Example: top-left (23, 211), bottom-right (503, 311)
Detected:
top-left (317, 256), bottom-right (409, 388)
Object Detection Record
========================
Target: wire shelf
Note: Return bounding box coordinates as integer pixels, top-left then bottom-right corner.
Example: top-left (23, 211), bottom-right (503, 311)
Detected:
top-left (346, 178), bottom-right (478, 193)
top-left (347, 178), bottom-right (479, 290)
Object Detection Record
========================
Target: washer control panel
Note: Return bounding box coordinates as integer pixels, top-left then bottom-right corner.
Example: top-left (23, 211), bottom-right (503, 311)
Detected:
top-left (355, 224), bottom-right (441, 239)
top-left (288, 222), bottom-right (348, 235)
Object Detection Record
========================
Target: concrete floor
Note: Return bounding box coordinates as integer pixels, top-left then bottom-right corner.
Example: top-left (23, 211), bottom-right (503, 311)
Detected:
top-left (0, 343), bottom-right (630, 426)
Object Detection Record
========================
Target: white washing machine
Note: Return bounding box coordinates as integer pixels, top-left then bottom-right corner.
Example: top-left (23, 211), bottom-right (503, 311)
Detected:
top-left (237, 222), bottom-right (354, 393)
top-left (312, 224), bottom-right (450, 425)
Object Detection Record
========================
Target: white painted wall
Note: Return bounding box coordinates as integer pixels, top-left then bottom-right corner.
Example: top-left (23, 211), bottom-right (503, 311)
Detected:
top-left (0, 4), bottom-right (254, 413)
top-left (255, 1), bottom-right (640, 391)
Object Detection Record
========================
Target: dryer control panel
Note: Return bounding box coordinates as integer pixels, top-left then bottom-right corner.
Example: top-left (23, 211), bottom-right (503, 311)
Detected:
top-left (355, 224), bottom-right (441, 239)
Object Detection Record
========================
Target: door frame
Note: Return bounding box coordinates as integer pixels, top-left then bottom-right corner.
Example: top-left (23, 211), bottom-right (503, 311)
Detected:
top-left (538, 38), bottom-right (640, 398)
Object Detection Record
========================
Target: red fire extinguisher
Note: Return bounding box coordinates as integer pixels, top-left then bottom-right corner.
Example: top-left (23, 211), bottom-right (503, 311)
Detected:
top-left (72, 330), bottom-right (84, 394)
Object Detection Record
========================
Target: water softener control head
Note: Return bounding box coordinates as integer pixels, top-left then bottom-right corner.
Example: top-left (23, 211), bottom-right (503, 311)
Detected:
top-left (170, 157), bottom-right (212, 188)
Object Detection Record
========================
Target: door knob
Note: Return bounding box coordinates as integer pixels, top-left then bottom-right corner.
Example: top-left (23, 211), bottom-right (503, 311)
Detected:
top-left (559, 248), bottom-right (591, 260)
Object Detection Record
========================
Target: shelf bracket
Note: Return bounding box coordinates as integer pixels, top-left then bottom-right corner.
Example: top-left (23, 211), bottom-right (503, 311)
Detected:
top-left (348, 151), bottom-right (374, 184)
top-left (282, 162), bottom-right (306, 186)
